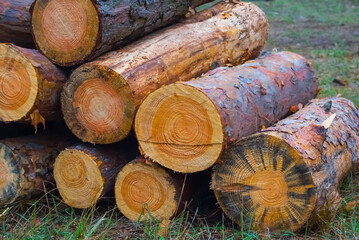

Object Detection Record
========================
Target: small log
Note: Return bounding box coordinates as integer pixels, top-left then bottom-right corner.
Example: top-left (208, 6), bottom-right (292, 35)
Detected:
top-left (0, 0), bottom-right (35, 48)
top-left (212, 97), bottom-right (359, 232)
top-left (115, 157), bottom-right (194, 221)
top-left (0, 43), bottom-right (69, 124)
top-left (54, 138), bottom-right (138, 209)
top-left (61, 2), bottom-right (269, 144)
top-left (0, 134), bottom-right (72, 205)
top-left (31, 0), bottom-right (213, 66)
top-left (135, 51), bottom-right (318, 173)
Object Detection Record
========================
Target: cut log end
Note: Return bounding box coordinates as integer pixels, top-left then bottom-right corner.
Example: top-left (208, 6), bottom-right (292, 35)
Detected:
top-left (0, 44), bottom-right (38, 122)
top-left (115, 160), bottom-right (177, 221)
top-left (32, 0), bottom-right (99, 66)
top-left (54, 148), bottom-right (104, 209)
top-left (62, 65), bottom-right (135, 144)
top-left (0, 143), bottom-right (20, 204)
top-left (212, 134), bottom-right (317, 232)
top-left (135, 83), bottom-right (223, 173)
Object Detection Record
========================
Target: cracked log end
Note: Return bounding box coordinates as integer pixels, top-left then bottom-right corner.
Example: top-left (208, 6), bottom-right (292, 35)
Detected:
top-left (0, 44), bottom-right (38, 122)
top-left (54, 148), bottom-right (104, 209)
top-left (32, 0), bottom-right (99, 66)
top-left (212, 134), bottom-right (316, 232)
top-left (0, 143), bottom-right (20, 205)
top-left (135, 83), bottom-right (224, 173)
top-left (115, 159), bottom-right (178, 221)
top-left (61, 65), bottom-right (135, 144)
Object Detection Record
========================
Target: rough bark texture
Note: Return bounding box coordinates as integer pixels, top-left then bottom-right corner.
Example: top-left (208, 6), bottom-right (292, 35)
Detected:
top-left (0, 0), bottom-right (35, 48)
top-left (31, 0), bottom-right (213, 66)
top-left (115, 157), bottom-right (194, 221)
top-left (212, 97), bottom-right (359, 232)
top-left (0, 134), bottom-right (72, 205)
top-left (54, 137), bottom-right (139, 209)
top-left (0, 44), bottom-right (69, 123)
top-left (62, 2), bottom-right (269, 144)
top-left (135, 51), bottom-right (318, 173)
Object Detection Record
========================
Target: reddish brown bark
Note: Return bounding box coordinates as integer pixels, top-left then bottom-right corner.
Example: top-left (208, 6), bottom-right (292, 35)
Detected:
top-left (0, 0), bottom-right (35, 48)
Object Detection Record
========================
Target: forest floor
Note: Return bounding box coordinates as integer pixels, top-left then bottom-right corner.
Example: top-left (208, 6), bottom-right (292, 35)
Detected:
top-left (1, 0), bottom-right (358, 239)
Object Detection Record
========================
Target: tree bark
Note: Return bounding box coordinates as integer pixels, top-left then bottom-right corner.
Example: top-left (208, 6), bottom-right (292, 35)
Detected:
top-left (54, 137), bottom-right (139, 209)
top-left (136, 51), bottom-right (318, 173)
top-left (115, 157), bottom-right (195, 222)
top-left (0, 134), bottom-right (73, 205)
top-left (0, 43), bottom-right (69, 124)
top-left (31, 0), bottom-right (214, 66)
top-left (61, 2), bottom-right (269, 144)
top-left (212, 97), bottom-right (359, 232)
top-left (0, 0), bottom-right (35, 48)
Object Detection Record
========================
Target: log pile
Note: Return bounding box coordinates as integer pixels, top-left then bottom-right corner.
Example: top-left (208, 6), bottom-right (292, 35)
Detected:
top-left (1, 0), bottom-right (358, 234)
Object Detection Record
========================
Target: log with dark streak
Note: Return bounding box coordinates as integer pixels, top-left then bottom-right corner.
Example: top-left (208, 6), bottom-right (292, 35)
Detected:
top-left (212, 97), bottom-right (359, 232)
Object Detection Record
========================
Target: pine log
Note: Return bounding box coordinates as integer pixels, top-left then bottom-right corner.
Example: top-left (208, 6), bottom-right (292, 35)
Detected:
top-left (0, 43), bottom-right (69, 124)
top-left (135, 51), bottom-right (318, 173)
top-left (212, 97), bottom-right (359, 232)
top-left (0, 0), bottom-right (35, 48)
top-left (31, 0), bottom-right (215, 66)
top-left (54, 138), bottom-right (138, 209)
top-left (0, 134), bottom-right (72, 205)
top-left (61, 2), bottom-right (269, 144)
top-left (115, 157), bottom-right (194, 222)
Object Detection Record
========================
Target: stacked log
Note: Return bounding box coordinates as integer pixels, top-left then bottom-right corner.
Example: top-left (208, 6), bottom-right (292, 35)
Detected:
top-left (0, 134), bottom-right (72, 205)
top-left (135, 51), bottom-right (318, 173)
top-left (31, 0), bottom-right (213, 66)
top-left (61, 2), bottom-right (269, 144)
top-left (115, 157), bottom-right (195, 221)
top-left (0, 0), bottom-right (35, 48)
top-left (0, 43), bottom-right (69, 125)
top-left (54, 138), bottom-right (138, 209)
top-left (212, 97), bottom-right (359, 232)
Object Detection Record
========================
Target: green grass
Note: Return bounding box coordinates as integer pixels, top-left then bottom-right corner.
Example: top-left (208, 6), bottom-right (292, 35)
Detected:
top-left (1, 0), bottom-right (359, 239)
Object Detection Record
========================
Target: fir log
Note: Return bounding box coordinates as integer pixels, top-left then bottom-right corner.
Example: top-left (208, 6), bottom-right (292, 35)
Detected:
top-left (212, 97), bottom-right (359, 232)
top-left (0, 0), bottom-right (35, 48)
top-left (0, 43), bottom-right (69, 124)
top-left (61, 2), bottom-right (269, 144)
top-left (54, 138), bottom-right (138, 209)
top-left (0, 134), bottom-right (72, 205)
top-left (135, 51), bottom-right (318, 173)
top-left (115, 157), bottom-right (194, 222)
top-left (31, 0), bottom-right (214, 66)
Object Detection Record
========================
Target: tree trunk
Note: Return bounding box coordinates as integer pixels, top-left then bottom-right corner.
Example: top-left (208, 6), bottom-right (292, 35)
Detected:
top-left (0, 43), bottom-right (69, 124)
top-left (54, 137), bottom-right (139, 209)
top-left (212, 97), bottom-right (359, 232)
top-left (0, 134), bottom-right (73, 205)
top-left (135, 51), bottom-right (318, 173)
top-left (31, 0), bottom-right (214, 66)
top-left (61, 2), bottom-right (269, 144)
top-left (115, 157), bottom-right (195, 222)
top-left (0, 0), bottom-right (35, 48)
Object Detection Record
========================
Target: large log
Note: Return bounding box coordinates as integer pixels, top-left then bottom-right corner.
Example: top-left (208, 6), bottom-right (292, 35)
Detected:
top-left (135, 51), bottom-right (318, 173)
top-left (0, 0), bottom-right (35, 48)
top-left (0, 43), bottom-right (69, 125)
top-left (212, 97), bottom-right (359, 232)
top-left (115, 157), bottom-right (195, 222)
top-left (54, 138), bottom-right (138, 209)
top-left (61, 2), bottom-right (269, 144)
top-left (0, 134), bottom-right (72, 205)
top-left (31, 0), bottom-right (214, 66)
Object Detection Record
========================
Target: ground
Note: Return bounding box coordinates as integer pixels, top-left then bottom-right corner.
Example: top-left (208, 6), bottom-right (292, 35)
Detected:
top-left (1, 0), bottom-right (358, 239)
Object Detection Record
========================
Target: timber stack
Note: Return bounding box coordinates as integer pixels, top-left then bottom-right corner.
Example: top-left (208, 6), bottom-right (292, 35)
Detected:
top-left (0, 0), bottom-right (357, 234)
